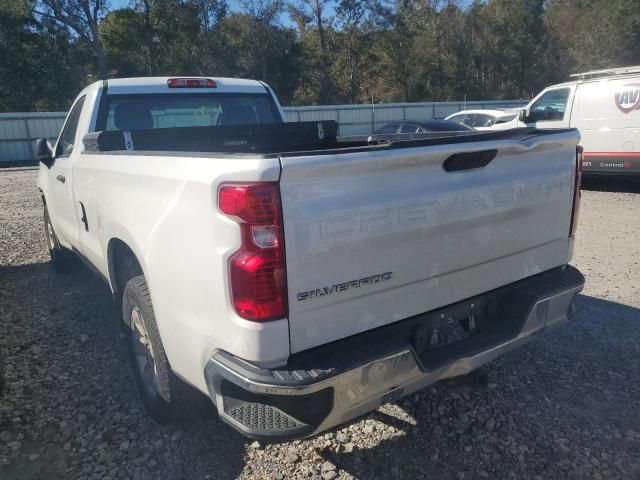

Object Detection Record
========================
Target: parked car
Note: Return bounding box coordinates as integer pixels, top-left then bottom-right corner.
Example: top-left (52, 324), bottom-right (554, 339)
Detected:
top-left (445, 109), bottom-right (519, 130)
top-left (374, 120), bottom-right (473, 134)
top-left (37, 76), bottom-right (584, 440)
top-left (502, 65), bottom-right (640, 176)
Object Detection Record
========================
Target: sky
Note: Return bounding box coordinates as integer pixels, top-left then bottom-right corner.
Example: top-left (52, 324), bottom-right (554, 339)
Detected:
top-left (110, 0), bottom-right (131, 9)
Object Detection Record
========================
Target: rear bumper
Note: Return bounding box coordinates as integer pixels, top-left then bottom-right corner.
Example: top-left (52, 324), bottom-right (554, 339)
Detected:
top-left (204, 265), bottom-right (584, 441)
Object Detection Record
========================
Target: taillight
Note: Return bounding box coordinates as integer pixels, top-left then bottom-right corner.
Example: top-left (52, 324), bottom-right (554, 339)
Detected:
top-left (570, 145), bottom-right (583, 236)
top-left (219, 183), bottom-right (287, 321)
top-left (167, 78), bottom-right (216, 88)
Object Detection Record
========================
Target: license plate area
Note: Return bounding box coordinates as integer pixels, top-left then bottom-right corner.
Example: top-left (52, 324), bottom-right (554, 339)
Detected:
top-left (413, 315), bottom-right (480, 354)
top-left (411, 299), bottom-right (494, 371)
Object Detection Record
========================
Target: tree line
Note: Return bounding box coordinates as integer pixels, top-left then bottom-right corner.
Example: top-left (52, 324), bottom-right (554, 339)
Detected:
top-left (1, 0), bottom-right (639, 112)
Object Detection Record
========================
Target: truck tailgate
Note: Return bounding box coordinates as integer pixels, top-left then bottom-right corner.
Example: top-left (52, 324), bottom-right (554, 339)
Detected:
top-left (279, 130), bottom-right (579, 354)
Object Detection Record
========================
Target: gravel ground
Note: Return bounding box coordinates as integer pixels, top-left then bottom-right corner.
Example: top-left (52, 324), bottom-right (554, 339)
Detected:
top-left (1, 168), bottom-right (639, 480)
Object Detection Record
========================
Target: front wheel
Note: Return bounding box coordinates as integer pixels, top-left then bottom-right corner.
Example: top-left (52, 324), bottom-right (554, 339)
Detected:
top-left (122, 275), bottom-right (210, 423)
top-left (43, 205), bottom-right (76, 272)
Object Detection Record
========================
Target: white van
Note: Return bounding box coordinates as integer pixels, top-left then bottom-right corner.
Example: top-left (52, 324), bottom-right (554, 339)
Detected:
top-left (506, 66), bottom-right (640, 175)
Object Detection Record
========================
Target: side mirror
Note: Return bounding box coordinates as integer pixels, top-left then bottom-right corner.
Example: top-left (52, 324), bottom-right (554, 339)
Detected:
top-left (518, 109), bottom-right (528, 123)
top-left (36, 138), bottom-right (54, 168)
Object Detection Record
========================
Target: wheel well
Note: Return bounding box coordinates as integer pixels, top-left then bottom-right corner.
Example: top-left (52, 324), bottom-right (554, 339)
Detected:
top-left (108, 239), bottom-right (143, 300)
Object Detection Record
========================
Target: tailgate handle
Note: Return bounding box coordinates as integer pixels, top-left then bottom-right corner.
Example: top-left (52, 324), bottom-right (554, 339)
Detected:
top-left (443, 149), bottom-right (497, 172)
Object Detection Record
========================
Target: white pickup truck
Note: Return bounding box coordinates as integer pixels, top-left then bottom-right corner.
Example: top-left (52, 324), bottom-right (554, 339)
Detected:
top-left (37, 77), bottom-right (585, 440)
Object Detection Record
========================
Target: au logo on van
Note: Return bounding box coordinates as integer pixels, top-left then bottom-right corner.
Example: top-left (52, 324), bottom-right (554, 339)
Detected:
top-left (615, 84), bottom-right (640, 113)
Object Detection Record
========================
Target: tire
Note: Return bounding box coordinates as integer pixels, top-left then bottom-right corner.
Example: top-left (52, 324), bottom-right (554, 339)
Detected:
top-left (43, 204), bottom-right (76, 272)
top-left (122, 275), bottom-right (210, 424)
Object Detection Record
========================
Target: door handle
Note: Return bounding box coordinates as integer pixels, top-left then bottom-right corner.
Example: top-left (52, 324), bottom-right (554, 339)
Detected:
top-left (79, 202), bottom-right (89, 232)
top-left (443, 150), bottom-right (497, 172)
top-left (56, 174), bottom-right (66, 183)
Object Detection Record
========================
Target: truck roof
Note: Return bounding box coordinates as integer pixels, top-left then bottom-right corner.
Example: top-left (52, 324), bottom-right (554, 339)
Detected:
top-left (104, 76), bottom-right (268, 95)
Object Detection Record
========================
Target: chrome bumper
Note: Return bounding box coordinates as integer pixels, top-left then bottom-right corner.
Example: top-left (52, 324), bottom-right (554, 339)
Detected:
top-left (204, 265), bottom-right (584, 440)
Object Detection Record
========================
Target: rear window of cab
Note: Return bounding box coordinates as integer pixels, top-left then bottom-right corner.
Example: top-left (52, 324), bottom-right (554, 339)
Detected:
top-left (97, 93), bottom-right (282, 131)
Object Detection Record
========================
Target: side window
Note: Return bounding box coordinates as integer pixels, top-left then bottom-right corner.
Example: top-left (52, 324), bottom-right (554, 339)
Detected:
top-left (469, 114), bottom-right (494, 127)
top-left (57, 96), bottom-right (86, 157)
top-left (449, 114), bottom-right (466, 124)
top-left (495, 114), bottom-right (517, 124)
top-left (400, 124), bottom-right (419, 133)
top-left (529, 89), bottom-right (570, 122)
top-left (376, 124), bottom-right (400, 134)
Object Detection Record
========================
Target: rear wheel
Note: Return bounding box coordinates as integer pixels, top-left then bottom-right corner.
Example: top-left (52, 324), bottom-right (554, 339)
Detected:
top-left (43, 204), bottom-right (76, 272)
top-left (122, 275), bottom-right (210, 423)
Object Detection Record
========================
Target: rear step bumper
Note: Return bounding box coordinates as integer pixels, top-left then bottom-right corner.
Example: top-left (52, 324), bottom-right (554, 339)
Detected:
top-left (204, 265), bottom-right (584, 441)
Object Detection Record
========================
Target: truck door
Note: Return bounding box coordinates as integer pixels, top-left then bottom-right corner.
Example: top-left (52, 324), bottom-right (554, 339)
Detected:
top-left (47, 96), bottom-right (86, 248)
top-left (523, 86), bottom-right (575, 129)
